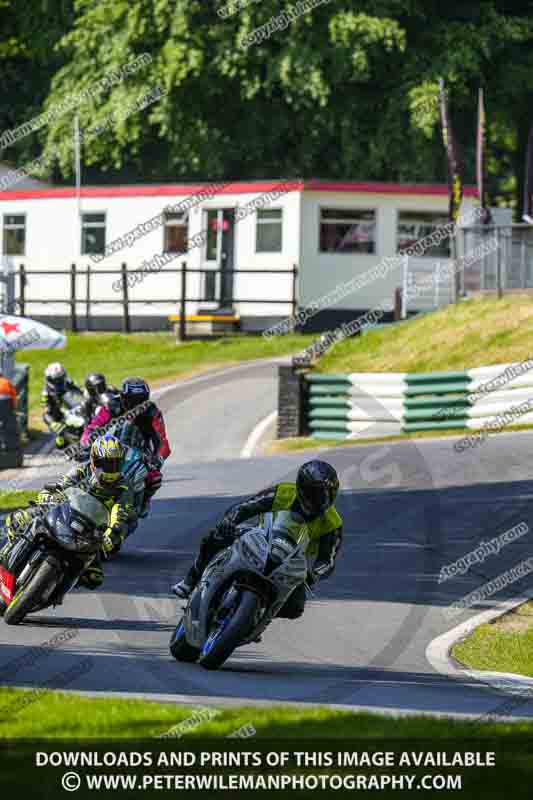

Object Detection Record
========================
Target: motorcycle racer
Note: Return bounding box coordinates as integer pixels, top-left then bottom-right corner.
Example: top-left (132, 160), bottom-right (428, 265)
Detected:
top-left (80, 377), bottom-right (170, 515)
top-left (79, 372), bottom-right (107, 423)
top-left (41, 362), bottom-right (82, 448)
top-left (172, 460), bottom-right (342, 620)
top-left (3, 435), bottom-right (136, 585)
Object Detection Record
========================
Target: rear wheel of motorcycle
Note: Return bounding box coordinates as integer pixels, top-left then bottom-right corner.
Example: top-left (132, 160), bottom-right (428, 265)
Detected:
top-left (199, 590), bottom-right (260, 671)
top-left (4, 560), bottom-right (59, 626)
top-left (169, 618), bottom-right (200, 663)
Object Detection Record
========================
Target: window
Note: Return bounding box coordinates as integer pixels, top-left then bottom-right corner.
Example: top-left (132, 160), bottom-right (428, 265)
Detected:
top-left (397, 211), bottom-right (451, 257)
top-left (163, 211), bottom-right (188, 253)
top-left (256, 208), bottom-right (282, 253)
top-left (3, 214), bottom-right (26, 256)
top-left (81, 212), bottom-right (106, 255)
top-left (320, 209), bottom-right (376, 254)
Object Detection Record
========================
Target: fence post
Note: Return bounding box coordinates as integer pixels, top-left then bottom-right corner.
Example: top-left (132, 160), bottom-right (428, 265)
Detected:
top-left (70, 263), bottom-right (77, 333)
top-left (292, 263), bottom-right (298, 320)
top-left (86, 262), bottom-right (91, 332)
top-left (19, 264), bottom-right (26, 317)
top-left (121, 263), bottom-right (131, 333)
top-left (394, 288), bottom-right (402, 321)
top-left (179, 260), bottom-right (187, 342)
top-left (434, 260), bottom-right (441, 308)
top-left (497, 230), bottom-right (503, 299)
top-left (401, 255), bottom-right (408, 318)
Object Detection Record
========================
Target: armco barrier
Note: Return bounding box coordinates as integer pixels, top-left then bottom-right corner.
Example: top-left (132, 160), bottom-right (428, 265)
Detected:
top-left (305, 362), bottom-right (533, 439)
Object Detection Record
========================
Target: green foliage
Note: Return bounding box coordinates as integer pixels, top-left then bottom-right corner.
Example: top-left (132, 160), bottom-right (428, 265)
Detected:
top-left (2, 1), bottom-right (533, 206)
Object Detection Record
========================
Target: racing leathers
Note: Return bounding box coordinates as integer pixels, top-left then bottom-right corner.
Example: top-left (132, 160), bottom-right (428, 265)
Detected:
top-left (81, 400), bottom-right (170, 509)
top-left (41, 377), bottom-right (82, 443)
top-left (4, 466), bottom-right (137, 588)
top-left (176, 482), bottom-right (343, 619)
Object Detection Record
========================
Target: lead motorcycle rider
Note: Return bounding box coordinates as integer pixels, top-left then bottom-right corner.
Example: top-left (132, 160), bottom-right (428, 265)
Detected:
top-left (172, 460), bottom-right (342, 620)
top-left (3, 435), bottom-right (136, 585)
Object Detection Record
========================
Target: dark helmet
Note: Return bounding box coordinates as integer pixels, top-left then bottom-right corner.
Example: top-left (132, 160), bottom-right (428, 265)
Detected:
top-left (85, 372), bottom-right (107, 398)
top-left (100, 386), bottom-right (122, 417)
top-left (45, 362), bottom-right (67, 394)
top-left (121, 376), bottom-right (150, 411)
top-left (296, 460), bottom-right (339, 518)
top-left (90, 434), bottom-right (125, 488)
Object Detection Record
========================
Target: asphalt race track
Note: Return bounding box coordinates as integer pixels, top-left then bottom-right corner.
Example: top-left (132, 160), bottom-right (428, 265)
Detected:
top-left (2, 359), bottom-right (533, 720)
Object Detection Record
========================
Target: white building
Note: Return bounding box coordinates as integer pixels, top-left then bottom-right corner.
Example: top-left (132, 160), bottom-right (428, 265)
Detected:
top-left (0, 179), bottom-right (477, 332)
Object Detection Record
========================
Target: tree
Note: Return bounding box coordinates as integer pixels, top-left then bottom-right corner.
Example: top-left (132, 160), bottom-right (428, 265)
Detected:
top-left (6, 0), bottom-right (531, 214)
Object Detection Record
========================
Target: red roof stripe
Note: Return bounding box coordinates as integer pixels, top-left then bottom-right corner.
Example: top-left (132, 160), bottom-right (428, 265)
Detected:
top-left (305, 180), bottom-right (478, 197)
top-left (0, 179), bottom-right (477, 201)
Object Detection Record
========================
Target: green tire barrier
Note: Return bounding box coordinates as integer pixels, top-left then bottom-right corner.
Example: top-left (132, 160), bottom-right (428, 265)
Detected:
top-left (304, 362), bottom-right (533, 440)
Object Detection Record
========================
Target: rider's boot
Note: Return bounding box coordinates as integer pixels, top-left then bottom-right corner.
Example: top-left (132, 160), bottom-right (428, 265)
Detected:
top-left (171, 563), bottom-right (201, 599)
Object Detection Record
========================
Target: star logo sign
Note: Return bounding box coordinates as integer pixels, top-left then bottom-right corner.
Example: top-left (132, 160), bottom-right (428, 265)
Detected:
top-left (0, 320), bottom-right (20, 336)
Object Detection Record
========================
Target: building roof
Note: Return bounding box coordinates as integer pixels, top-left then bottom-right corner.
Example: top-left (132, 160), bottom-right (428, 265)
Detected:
top-left (0, 178), bottom-right (478, 201)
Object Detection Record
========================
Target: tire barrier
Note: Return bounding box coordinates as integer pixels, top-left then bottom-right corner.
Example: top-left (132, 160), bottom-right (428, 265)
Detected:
top-left (305, 362), bottom-right (533, 440)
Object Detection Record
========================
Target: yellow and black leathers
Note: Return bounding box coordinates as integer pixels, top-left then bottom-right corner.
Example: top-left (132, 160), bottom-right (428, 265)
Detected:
top-left (4, 465), bottom-right (136, 588)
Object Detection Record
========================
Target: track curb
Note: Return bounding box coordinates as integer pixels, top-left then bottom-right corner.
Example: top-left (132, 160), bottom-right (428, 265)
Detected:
top-left (426, 586), bottom-right (533, 698)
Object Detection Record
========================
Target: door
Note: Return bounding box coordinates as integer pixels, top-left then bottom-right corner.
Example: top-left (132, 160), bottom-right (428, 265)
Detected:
top-left (203, 209), bottom-right (235, 309)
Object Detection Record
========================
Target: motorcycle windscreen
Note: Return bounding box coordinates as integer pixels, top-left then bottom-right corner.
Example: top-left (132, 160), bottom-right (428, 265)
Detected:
top-left (47, 487), bottom-right (108, 552)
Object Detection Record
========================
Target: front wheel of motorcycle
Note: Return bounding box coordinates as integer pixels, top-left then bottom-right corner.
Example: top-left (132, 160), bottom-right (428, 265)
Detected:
top-left (199, 590), bottom-right (261, 671)
top-left (4, 560), bottom-right (59, 626)
top-left (169, 618), bottom-right (200, 663)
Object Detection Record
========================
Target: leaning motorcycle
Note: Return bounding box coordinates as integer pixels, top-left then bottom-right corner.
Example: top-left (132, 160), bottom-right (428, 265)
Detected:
top-left (169, 510), bottom-right (309, 670)
top-left (0, 487), bottom-right (108, 625)
top-left (52, 389), bottom-right (86, 451)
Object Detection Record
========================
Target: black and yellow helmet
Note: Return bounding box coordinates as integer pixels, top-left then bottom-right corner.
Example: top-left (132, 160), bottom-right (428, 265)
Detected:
top-left (90, 434), bottom-right (125, 487)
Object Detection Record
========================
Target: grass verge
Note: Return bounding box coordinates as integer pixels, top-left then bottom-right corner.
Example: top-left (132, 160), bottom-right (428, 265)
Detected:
top-left (317, 294), bottom-right (533, 374)
top-left (453, 601), bottom-right (533, 677)
top-left (2, 689), bottom-right (533, 738)
top-left (0, 490), bottom-right (39, 512)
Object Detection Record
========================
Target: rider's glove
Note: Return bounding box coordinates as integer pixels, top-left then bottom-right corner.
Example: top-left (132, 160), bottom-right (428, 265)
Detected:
top-left (50, 420), bottom-right (64, 434)
top-left (5, 509), bottom-right (32, 540)
top-left (102, 525), bottom-right (124, 554)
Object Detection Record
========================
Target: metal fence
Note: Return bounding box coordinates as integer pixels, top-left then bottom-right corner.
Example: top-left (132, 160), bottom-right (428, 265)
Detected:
top-left (9, 261), bottom-right (298, 337)
top-left (460, 225), bottom-right (533, 296)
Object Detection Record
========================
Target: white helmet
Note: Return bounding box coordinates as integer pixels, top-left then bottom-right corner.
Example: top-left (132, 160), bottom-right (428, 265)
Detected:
top-left (45, 362), bottom-right (67, 392)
